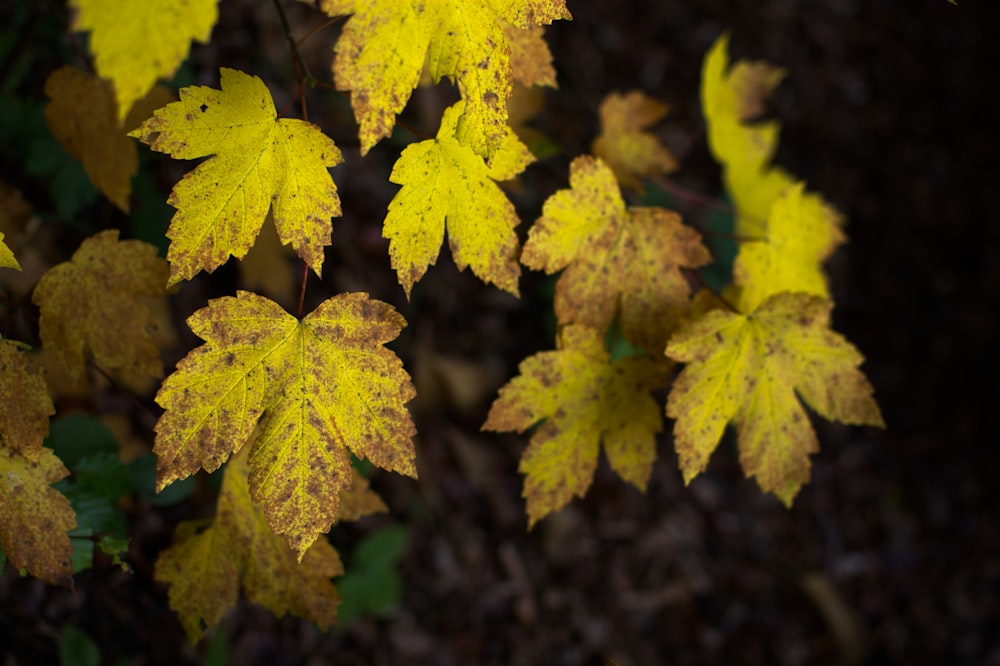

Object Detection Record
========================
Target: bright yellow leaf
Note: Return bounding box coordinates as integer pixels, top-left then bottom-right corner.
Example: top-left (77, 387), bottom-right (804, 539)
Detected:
top-left (522, 156), bottom-right (711, 353)
top-left (665, 292), bottom-right (884, 505)
top-left (0, 339), bottom-right (54, 459)
top-left (32, 230), bottom-right (168, 382)
top-left (0, 447), bottom-right (76, 587)
top-left (154, 291), bottom-right (416, 558)
top-left (592, 90), bottom-right (678, 192)
top-left (0, 232), bottom-right (19, 271)
top-left (701, 33), bottom-right (789, 233)
top-left (733, 182), bottom-right (846, 312)
top-left (44, 66), bottom-right (137, 211)
top-left (312, 0), bottom-right (570, 159)
top-left (156, 449), bottom-right (343, 643)
top-left (71, 0), bottom-right (217, 121)
top-left (383, 101), bottom-right (534, 297)
top-left (484, 325), bottom-right (667, 527)
top-left (129, 68), bottom-right (344, 286)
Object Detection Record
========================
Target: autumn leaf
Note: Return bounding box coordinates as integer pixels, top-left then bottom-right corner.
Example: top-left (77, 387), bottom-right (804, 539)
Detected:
top-left (383, 100), bottom-right (534, 297)
top-left (732, 182), bottom-right (845, 312)
top-left (311, 0), bottom-right (571, 159)
top-left (592, 90), bottom-right (678, 192)
top-left (665, 292), bottom-right (884, 506)
top-left (129, 68), bottom-right (343, 286)
top-left (155, 449), bottom-right (342, 643)
top-left (522, 156), bottom-right (710, 353)
top-left (32, 230), bottom-right (168, 383)
top-left (154, 291), bottom-right (415, 558)
top-left (0, 233), bottom-right (19, 271)
top-left (71, 0), bottom-right (218, 121)
top-left (0, 339), bottom-right (55, 459)
top-left (0, 447), bottom-right (76, 587)
top-left (484, 325), bottom-right (667, 526)
top-left (504, 23), bottom-right (557, 88)
top-left (701, 33), bottom-right (793, 234)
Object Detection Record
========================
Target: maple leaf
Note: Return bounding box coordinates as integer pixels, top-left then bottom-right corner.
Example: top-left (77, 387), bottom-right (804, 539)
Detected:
top-left (154, 291), bottom-right (415, 558)
top-left (129, 68), bottom-right (344, 286)
top-left (665, 292), bottom-right (885, 505)
top-left (383, 100), bottom-right (534, 297)
top-left (504, 23), bottom-right (557, 88)
top-left (0, 447), bottom-right (76, 587)
top-left (312, 0), bottom-right (571, 159)
top-left (521, 155), bottom-right (711, 353)
top-left (701, 33), bottom-right (794, 234)
top-left (71, 0), bottom-right (218, 121)
top-left (732, 182), bottom-right (846, 312)
top-left (592, 91), bottom-right (678, 192)
top-left (483, 325), bottom-right (668, 527)
top-left (0, 339), bottom-right (55, 459)
top-left (32, 230), bottom-right (168, 382)
top-left (0, 232), bottom-right (19, 271)
top-left (155, 449), bottom-right (342, 643)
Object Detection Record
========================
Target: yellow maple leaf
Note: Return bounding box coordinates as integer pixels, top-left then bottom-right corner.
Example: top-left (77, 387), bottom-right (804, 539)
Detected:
top-left (592, 90), bottom-right (678, 192)
top-left (701, 33), bottom-right (789, 232)
top-left (312, 0), bottom-right (571, 158)
top-left (733, 182), bottom-right (846, 312)
top-left (383, 100), bottom-right (534, 297)
top-left (0, 339), bottom-right (55, 459)
top-left (0, 232), bottom-right (19, 271)
top-left (32, 230), bottom-right (168, 382)
top-left (129, 68), bottom-right (344, 286)
top-left (483, 325), bottom-right (667, 527)
top-left (154, 291), bottom-right (416, 558)
top-left (504, 23), bottom-right (557, 88)
top-left (44, 67), bottom-right (135, 211)
top-left (665, 292), bottom-right (884, 505)
top-left (71, 0), bottom-right (218, 121)
top-left (0, 447), bottom-right (76, 587)
top-left (155, 449), bottom-right (342, 643)
top-left (521, 155), bottom-right (711, 353)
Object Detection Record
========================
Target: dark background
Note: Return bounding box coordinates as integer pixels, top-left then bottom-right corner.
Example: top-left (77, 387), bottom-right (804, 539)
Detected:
top-left (1, 0), bottom-right (998, 664)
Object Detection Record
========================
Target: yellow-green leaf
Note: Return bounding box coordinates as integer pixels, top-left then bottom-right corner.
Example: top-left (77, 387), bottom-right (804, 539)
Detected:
top-left (0, 447), bottom-right (76, 587)
top-left (312, 0), bottom-right (570, 158)
top-left (0, 339), bottom-right (54, 459)
top-left (665, 292), bottom-right (884, 505)
top-left (154, 291), bottom-right (415, 558)
top-left (592, 90), bottom-right (678, 192)
top-left (32, 230), bottom-right (168, 382)
top-left (522, 155), bottom-right (710, 353)
top-left (483, 325), bottom-right (667, 527)
top-left (732, 182), bottom-right (846, 312)
top-left (383, 101), bottom-right (533, 297)
top-left (71, 0), bottom-right (217, 121)
top-left (0, 232), bottom-right (20, 271)
top-left (129, 68), bottom-right (343, 286)
top-left (156, 449), bottom-right (342, 643)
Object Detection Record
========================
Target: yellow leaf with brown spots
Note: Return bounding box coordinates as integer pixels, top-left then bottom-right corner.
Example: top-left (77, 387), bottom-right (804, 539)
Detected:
top-left (0, 447), bottom-right (76, 587)
top-left (504, 23), bottom-right (557, 88)
top-left (71, 0), bottom-right (217, 121)
top-left (129, 68), bottom-right (343, 286)
top-left (665, 292), bottom-right (884, 506)
top-left (484, 325), bottom-right (667, 527)
top-left (154, 291), bottom-right (415, 558)
top-left (0, 232), bottom-right (18, 271)
top-left (0, 339), bottom-right (54, 459)
top-left (311, 0), bottom-right (570, 159)
top-left (156, 448), bottom-right (343, 643)
top-left (522, 156), bottom-right (711, 354)
top-left (32, 230), bottom-right (168, 382)
top-left (383, 101), bottom-right (533, 297)
top-left (592, 90), bottom-right (678, 192)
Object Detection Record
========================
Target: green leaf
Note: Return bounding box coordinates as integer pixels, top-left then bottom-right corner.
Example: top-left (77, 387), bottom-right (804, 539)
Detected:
top-left (59, 625), bottom-right (100, 666)
top-left (47, 415), bottom-right (119, 469)
top-left (336, 526), bottom-right (408, 627)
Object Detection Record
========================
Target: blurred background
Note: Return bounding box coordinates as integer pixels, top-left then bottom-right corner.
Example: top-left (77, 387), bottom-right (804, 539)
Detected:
top-left (1, 0), bottom-right (997, 664)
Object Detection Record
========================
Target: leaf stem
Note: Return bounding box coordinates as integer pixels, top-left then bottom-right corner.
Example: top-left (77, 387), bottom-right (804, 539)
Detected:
top-left (297, 262), bottom-right (309, 318)
top-left (682, 267), bottom-right (740, 314)
top-left (272, 0), bottom-right (316, 89)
